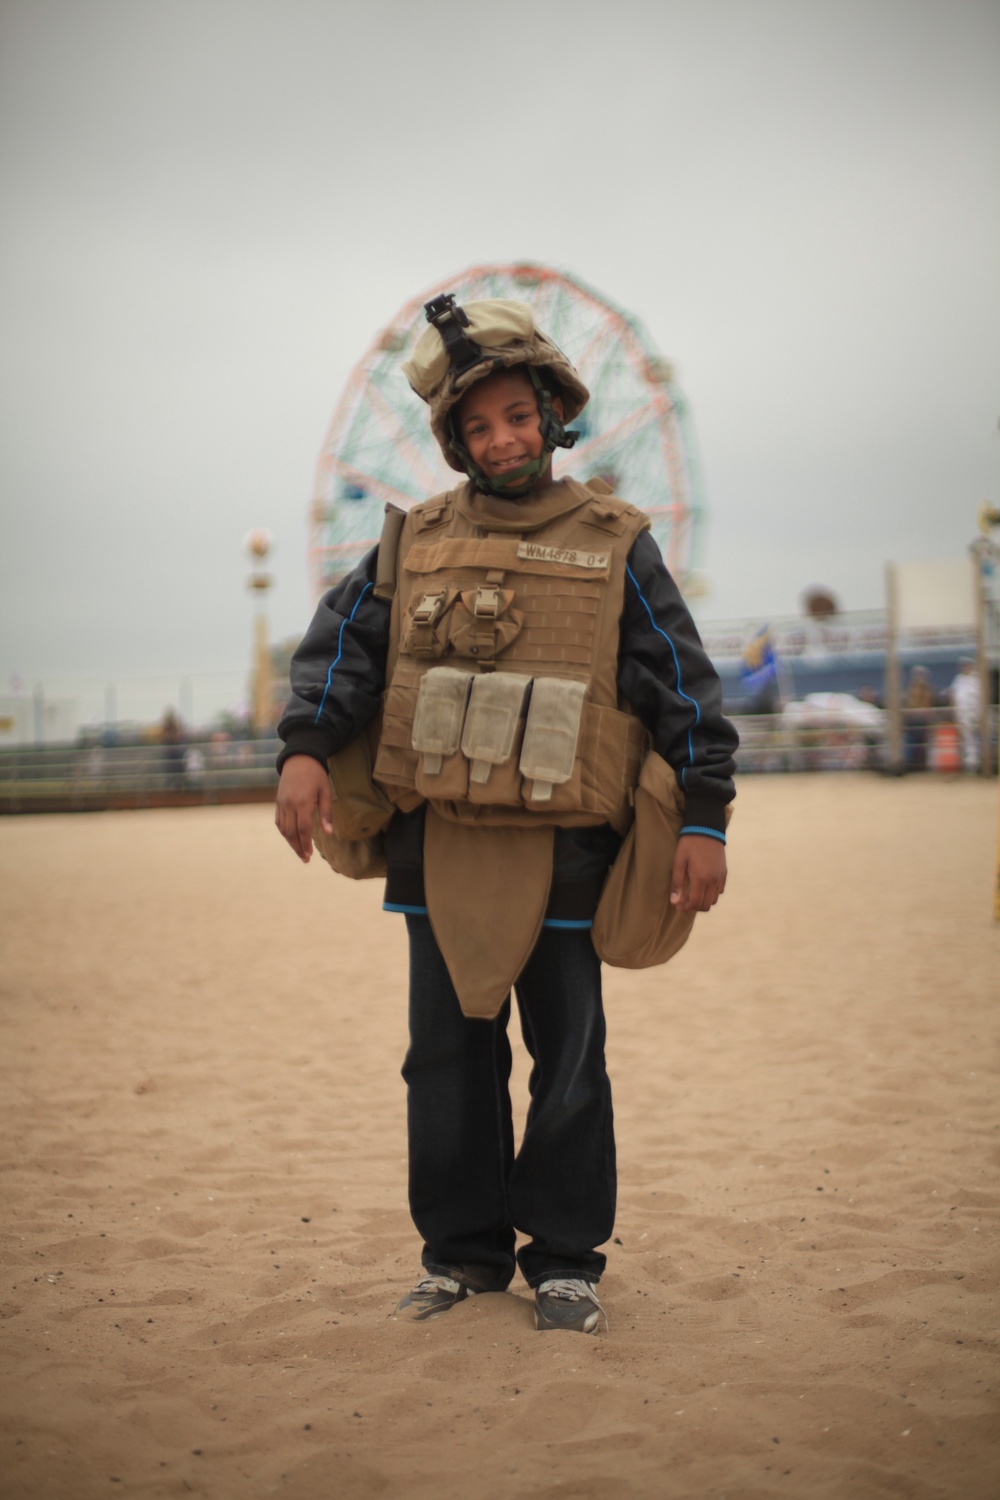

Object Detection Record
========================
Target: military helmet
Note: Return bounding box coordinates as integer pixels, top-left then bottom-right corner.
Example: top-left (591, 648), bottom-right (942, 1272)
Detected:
top-left (402, 295), bottom-right (590, 496)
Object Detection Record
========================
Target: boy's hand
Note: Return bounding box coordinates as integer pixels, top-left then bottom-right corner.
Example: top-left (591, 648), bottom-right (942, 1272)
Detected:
top-left (275, 755), bottom-right (333, 863)
top-left (670, 834), bottom-right (727, 913)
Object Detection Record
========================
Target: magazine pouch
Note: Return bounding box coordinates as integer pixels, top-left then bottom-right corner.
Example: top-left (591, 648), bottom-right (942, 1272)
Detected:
top-left (461, 671), bottom-right (532, 793)
top-left (519, 677), bottom-right (587, 803)
top-left (411, 667), bottom-right (473, 775)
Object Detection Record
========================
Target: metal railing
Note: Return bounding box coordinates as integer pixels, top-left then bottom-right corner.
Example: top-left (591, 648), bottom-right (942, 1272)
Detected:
top-left (1, 712), bottom-right (995, 814)
top-left (730, 714), bottom-right (887, 774)
top-left (730, 707), bottom-right (997, 775)
top-left (0, 737), bottom-right (281, 813)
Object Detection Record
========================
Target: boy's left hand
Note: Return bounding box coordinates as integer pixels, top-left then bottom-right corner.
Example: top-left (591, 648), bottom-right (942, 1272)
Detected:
top-left (670, 834), bottom-right (728, 913)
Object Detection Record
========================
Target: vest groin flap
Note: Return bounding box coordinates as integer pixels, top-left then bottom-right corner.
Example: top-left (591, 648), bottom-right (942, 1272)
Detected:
top-left (424, 811), bottom-right (554, 1019)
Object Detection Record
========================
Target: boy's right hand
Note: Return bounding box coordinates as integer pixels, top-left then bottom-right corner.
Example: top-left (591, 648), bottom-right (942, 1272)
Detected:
top-left (275, 755), bottom-right (333, 863)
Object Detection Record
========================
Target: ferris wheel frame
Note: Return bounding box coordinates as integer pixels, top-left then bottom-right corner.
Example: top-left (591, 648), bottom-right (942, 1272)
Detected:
top-left (308, 263), bottom-right (707, 600)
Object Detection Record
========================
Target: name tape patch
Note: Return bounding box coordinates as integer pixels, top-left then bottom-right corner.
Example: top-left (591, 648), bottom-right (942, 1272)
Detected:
top-left (516, 542), bottom-right (610, 570)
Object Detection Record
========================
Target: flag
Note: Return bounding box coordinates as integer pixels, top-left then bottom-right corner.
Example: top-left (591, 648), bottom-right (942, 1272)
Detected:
top-left (740, 625), bottom-right (778, 695)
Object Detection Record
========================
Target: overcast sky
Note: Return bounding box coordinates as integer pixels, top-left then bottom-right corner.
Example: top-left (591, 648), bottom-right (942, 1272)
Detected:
top-left (1, 0), bottom-right (997, 721)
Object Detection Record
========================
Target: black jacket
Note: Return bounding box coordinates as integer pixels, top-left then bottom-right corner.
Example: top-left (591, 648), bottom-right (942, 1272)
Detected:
top-left (278, 528), bottom-right (737, 918)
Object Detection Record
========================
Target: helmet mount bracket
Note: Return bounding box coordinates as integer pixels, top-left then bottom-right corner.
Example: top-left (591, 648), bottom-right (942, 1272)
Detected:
top-left (423, 294), bottom-right (485, 378)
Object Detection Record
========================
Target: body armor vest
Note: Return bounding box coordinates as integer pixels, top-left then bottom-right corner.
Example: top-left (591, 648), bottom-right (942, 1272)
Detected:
top-left (373, 477), bottom-right (650, 832)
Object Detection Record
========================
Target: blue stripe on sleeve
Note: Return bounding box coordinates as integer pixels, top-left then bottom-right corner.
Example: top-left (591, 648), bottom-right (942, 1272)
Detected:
top-left (314, 581), bottom-right (374, 724)
top-left (625, 562), bottom-right (701, 775)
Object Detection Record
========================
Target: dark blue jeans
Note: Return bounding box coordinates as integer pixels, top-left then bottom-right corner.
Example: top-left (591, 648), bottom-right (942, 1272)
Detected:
top-left (402, 914), bottom-right (616, 1290)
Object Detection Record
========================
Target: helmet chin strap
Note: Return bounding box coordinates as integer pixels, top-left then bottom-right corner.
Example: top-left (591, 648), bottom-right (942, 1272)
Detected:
top-left (449, 367), bottom-right (580, 499)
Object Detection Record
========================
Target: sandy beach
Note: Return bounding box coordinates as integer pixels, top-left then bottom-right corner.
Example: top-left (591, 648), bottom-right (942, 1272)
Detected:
top-left (1, 772), bottom-right (997, 1500)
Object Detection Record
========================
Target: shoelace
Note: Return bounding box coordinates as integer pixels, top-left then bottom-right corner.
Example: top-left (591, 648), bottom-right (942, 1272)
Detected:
top-left (414, 1275), bottom-right (460, 1295)
top-left (539, 1278), bottom-right (595, 1302)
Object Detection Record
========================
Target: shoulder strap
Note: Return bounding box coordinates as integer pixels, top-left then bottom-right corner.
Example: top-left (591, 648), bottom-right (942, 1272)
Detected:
top-left (373, 504), bottom-right (407, 601)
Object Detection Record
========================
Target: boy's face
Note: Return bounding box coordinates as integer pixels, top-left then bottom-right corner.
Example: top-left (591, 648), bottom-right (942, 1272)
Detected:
top-left (454, 368), bottom-right (563, 487)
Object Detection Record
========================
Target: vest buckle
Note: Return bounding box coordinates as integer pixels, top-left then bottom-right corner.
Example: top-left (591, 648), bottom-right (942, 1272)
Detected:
top-left (412, 592), bottom-right (446, 626)
top-left (473, 584), bottom-right (501, 618)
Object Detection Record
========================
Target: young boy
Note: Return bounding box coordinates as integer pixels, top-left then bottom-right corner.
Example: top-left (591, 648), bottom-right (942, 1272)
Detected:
top-left (275, 295), bottom-right (737, 1334)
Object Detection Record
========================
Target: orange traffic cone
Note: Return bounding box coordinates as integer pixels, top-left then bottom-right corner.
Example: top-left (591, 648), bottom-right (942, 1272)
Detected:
top-left (930, 722), bottom-right (961, 773)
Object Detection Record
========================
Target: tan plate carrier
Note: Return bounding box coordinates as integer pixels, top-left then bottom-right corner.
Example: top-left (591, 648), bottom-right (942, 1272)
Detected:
top-left (313, 478), bottom-right (708, 1016)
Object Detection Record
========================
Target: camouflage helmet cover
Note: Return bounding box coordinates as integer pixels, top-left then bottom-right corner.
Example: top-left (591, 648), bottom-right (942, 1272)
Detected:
top-left (401, 298), bottom-right (590, 473)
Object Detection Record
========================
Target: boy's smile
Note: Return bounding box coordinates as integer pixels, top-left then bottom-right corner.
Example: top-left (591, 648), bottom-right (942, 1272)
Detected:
top-left (454, 368), bottom-right (563, 486)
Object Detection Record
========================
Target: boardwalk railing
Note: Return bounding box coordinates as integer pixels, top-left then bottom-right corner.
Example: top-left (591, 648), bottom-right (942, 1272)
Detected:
top-left (731, 706), bottom-right (996, 775)
top-left (731, 713), bottom-right (887, 774)
top-left (1, 712), bottom-right (995, 814)
top-left (0, 738), bottom-right (281, 813)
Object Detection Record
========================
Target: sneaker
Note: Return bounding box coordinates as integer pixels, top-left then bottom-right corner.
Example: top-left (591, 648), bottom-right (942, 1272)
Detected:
top-left (393, 1274), bottom-right (475, 1322)
top-left (534, 1278), bottom-right (607, 1335)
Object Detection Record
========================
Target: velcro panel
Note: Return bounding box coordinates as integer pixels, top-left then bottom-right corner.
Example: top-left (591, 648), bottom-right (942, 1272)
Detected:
top-left (406, 536), bottom-right (612, 581)
top-left (406, 538), bottom-right (520, 574)
top-left (515, 541), bottom-right (611, 575)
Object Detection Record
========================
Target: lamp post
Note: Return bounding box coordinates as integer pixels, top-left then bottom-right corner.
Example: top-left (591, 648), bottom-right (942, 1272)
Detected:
top-left (246, 529), bottom-right (274, 734)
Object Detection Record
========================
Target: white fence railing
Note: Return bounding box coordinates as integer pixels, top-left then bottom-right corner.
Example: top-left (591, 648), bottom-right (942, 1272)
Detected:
top-left (0, 737), bottom-right (280, 811)
top-left (1, 713), bottom-right (996, 814)
top-left (731, 707), bottom-right (997, 775)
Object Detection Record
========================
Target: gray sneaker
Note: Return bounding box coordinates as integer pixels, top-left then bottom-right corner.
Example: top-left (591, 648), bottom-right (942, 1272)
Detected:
top-left (534, 1278), bottom-right (607, 1334)
top-left (393, 1274), bottom-right (475, 1322)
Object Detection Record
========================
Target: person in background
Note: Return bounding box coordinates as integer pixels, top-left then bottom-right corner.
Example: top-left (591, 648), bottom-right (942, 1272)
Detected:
top-left (903, 667), bottom-right (936, 771)
top-left (948, 659), bottom-right (981, 772)
top-left (159, 707), bottom-right (185, 789)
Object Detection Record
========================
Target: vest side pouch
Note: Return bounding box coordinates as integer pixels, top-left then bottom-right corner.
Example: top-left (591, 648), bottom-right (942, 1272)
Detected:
top-left (412, 666), bottom-right (473, 800)
top-left (591, 752), bottom-right (732, 969)
top-left (462, 671), bottom-right (532, 805)
top-left (519, 677), bottom-right (587, 809)
top-left (325, 725), bottom-right (394, 842)
top-left (311, 812), bottom-right (387, 881)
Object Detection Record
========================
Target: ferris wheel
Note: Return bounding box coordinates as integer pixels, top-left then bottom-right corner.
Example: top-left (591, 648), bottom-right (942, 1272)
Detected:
top-left (308, 263), bottom-right (707, 599)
